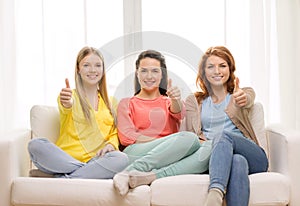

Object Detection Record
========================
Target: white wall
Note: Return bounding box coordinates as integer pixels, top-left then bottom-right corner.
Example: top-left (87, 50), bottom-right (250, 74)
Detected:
top-left (0, 0), bottom-right (17, 136)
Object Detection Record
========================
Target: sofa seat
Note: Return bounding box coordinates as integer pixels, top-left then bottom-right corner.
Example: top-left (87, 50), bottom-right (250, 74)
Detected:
top-left (11, 172), bottom-right (290, 206)
top-left (150, 173), bottom-right (289, 206)
top-left (11, 177), bottom-right (151, 206)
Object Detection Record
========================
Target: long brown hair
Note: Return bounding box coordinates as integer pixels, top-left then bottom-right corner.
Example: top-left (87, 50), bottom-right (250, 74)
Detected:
top-left (134, 50), bottom-right (168, 96)
top-left (75, 46), bottom-right (114, 124)
top-left (195, 46), bottom-right (236, 104)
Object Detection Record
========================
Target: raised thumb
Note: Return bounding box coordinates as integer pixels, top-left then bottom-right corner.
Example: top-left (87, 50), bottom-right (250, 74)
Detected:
top-left (65, 78), bottom-right (70, 88)
top-left (234, 77), bottom-right (240, 92)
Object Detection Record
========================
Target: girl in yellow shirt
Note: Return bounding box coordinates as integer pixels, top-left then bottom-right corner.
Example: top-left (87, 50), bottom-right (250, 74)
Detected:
top-left (28, 46), bottom-right (128, 178)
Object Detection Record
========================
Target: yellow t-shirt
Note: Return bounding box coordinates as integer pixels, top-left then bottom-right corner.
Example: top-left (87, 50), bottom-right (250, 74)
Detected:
top-left (56, 90), bottom-right (119, 162)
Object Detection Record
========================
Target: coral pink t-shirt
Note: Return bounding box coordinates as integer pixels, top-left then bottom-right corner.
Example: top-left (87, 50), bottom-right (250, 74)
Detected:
top-left (117, 95), bottom-right (185, 146)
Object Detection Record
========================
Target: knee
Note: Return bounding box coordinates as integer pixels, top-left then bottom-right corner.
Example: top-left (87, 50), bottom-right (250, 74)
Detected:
top-left (213, 131), bottom-right (235, 149)
top-left (178, 131), bottom-right (198, 142)
top-left (232, 154), bottom-right (249, 174)
top-left (182, 131), bottom-right (200, 147)
top-left (175, 131), bottom-right (200, 153)
top-left (119, 152), bottom-right (129, 166)
top-left (28, 138), bottom-right (48, 155)
top-left (109, 151), bottom-right (129, 168)
top-left (172, 131), bottom-right (199, 146)
top-left (222, 131), bottom-right (234, 142)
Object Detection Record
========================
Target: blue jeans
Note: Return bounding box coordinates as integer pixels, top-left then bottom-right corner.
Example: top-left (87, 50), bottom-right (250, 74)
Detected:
top-left (209, 131), bottom-right (268, 206)
top-left (28, 138), bottom-right (129, 179)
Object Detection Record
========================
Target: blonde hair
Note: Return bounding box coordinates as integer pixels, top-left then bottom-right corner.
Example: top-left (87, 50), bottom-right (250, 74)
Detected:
top-left (75, 46), bottom-right (115, 124)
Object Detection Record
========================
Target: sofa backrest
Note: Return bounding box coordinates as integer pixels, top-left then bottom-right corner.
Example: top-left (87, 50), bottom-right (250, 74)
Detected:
top-left (30, 105), bottom-right (60, 143)
top-left (29, 102), bottom-right (269, 158)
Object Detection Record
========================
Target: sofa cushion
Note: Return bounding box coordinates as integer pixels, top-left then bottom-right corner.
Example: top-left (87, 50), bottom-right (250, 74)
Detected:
top-left (249, 172), bottom-right (290, 205)
top-left (30, 105), bottom-right (60, 143)
top-left (12, 177), bottom-right (151, 206)
top-left (151, 174), bottom-right (210, 206)
top-left (150, 173), bottom-right (289, 206)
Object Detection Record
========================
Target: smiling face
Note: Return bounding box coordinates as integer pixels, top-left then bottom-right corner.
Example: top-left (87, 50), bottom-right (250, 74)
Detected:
top-left (78, 53), bottom-right (103, 87)
top-left (204, 55), bottom-right (230, 89)
top-left (136, 57), bottom-right (162, 94)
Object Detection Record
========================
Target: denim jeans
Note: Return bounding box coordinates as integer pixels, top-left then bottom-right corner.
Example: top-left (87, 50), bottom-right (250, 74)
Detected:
top-left (209, 131), bottom-right (268, 206)
top-left (28, 138), bottom-right (129, 179)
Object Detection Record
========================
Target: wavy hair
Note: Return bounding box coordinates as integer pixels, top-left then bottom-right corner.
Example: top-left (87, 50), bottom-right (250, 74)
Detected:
top-left (195, 46), bottom-right (236, 104)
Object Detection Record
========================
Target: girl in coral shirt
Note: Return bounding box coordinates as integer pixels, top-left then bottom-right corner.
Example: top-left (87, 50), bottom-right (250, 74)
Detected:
top-left (113, 50), bottom-right (211, 195)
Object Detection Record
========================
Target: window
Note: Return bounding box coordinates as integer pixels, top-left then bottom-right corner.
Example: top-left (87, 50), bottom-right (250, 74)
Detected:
top-left (15, 0), bottom-right (123, 106)
top-left (8, 0), bottom-right (280, 130)
top-left (115, 0), bottom-right (227, 99)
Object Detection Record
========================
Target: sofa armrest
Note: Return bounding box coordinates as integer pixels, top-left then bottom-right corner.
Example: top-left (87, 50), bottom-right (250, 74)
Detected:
top-left (266, 124), bottom-right (300, 206)
top-left (0, 129), bottom-right (31, 206)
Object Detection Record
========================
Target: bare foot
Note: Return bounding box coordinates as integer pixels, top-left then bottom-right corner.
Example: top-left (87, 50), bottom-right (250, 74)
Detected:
top-left (129, 170), bottom-right (156, 188)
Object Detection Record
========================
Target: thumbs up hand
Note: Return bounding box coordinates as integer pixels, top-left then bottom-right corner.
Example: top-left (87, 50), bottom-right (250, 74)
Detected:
top-left (60, 78), bottom-right (73, 108)
top-left (166, 79), bottom-right (181, 100)
top-left (166, 78), bottom-right (182, 113)
top-left (232, 77), bottom-right (247, 107)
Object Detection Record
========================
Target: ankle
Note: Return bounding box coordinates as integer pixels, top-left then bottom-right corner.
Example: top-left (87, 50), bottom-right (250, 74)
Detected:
top-left (129, 170), bottom-right (156, 188)
top-left (210, 188), bottom-right (224, 198)
top-left (204, 188), bottom-right (224, 206)
top-left (113, 171), bottom-right (130, 196)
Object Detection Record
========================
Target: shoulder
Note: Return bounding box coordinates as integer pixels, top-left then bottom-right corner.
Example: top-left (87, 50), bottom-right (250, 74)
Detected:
top-left (185, 94), bottom-right (197, 102)
top-left (109, 96), bottom-right (119, 110)
top-left (118, 96), bottom-right (140, 109)
top-left (185, 93), bottom-right (201, 108)
top-left (118, 97), bottom-right (132, 106)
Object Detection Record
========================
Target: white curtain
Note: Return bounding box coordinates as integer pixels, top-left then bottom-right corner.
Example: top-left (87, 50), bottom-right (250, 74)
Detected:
top-left (275, 0), bottom-right (300, 130)
top-left (245, 0), bottom-right (300, 130)
top-left (0, 0), bottom-right (123, 136)
top-left (0, 0), bottom-right (299, 137)
top-left (0, 0), bottom-right (17, 135)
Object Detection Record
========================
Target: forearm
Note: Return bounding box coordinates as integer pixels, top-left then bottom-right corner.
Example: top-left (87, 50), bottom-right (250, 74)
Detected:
top-left (135, 135), bottom-right (156, 143)
top-left (170, 99), bottom-right (182, 113)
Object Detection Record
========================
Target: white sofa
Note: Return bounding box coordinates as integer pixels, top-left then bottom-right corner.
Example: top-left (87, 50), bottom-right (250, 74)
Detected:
top-left (1, 103), bottom-right (299, 206)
